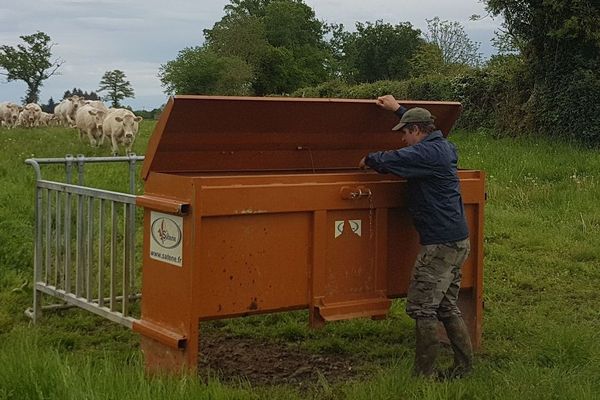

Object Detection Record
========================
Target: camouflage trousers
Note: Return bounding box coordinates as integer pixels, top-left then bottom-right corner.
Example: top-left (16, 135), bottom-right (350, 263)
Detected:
top-left (406, 238), bottom-right (470, 320)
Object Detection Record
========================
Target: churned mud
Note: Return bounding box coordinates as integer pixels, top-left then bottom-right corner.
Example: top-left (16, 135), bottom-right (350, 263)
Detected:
top-left (198, 331), bottom-right (365, 388)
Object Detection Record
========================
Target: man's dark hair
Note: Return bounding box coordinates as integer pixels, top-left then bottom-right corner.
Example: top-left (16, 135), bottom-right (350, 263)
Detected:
top-left (405, 122), bottom-right (436, 134)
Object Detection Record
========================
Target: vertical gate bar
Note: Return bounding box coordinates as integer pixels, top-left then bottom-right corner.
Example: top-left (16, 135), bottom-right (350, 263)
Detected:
top-left (44, 189), bottom-right (51, 284)
top-left (54, 190), bottom-right (61, 288)
top-left (77, 154), bottom-right (85, 186)
top-left (32, 184), bottom-right (43, 323)
top-left (129, 203), bottom-right (135, 296)
top-left (98, 199), bottom-right (105, 307)
top-left (64, 189), bottom-right (72, 294)
top-left (110, 201), bottom-right (117, 312)
top-left (65, 155), bottom-right (73, 184)
top-left (122, 203), bottom-right (130, 317)
top-left (76, 191), bottom-right (84, 297)
top-left (75, 154), bottom-right (85, 298)
top-left (86, 196), bottom-right (93, 302)
top-left (128, 154), bottom-right (137, 195)
top-left (77, 154), bottom-right (86, 297)
top-left (64, 155), bottom-right (74, 294)
top-left (128, 156), bottom-right (137, 294)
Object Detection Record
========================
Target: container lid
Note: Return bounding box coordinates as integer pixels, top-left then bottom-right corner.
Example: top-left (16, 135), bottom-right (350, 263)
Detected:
top-left (142, 96), bottom-right (462, 178)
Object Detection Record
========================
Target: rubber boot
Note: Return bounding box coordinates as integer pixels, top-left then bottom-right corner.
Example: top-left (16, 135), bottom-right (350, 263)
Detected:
top-left (439, 315), bottom-right (473, 379)
top-left (413, 319), bottom-right (440, 378)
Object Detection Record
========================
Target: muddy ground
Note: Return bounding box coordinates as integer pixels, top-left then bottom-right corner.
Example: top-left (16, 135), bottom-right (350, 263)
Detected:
top-left (198, 331), bottom-right (367, 388)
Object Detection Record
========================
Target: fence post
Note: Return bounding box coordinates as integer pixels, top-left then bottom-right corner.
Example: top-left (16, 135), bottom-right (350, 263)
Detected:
top-left (30, 160), bottom-right (43, 323)
top-left (75, 155), bottom-right (85, 296)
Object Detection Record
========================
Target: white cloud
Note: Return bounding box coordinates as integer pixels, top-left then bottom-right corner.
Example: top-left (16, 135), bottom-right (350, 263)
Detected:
top-left (73, 16), bottom-right (147, 30)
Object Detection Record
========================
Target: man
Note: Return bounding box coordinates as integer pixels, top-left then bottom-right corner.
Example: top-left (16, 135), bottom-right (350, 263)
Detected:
top-left (358, 95), bottom-right (473, 379)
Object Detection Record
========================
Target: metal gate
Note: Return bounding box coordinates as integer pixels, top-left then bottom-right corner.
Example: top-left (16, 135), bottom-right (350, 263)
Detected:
top-left (25, 154), bottom-right (144, 328)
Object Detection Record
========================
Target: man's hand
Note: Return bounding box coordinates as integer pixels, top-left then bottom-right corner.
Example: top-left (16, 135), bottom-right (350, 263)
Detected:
top-left (358, 156), bottom-right (369, 170)
top-left (376, 95), bottom-right (400, 112)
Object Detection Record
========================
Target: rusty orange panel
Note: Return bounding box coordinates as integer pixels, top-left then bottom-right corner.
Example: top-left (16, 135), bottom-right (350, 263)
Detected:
top-left (194, 213), bottom-right (311, 317)
top-left (142, 96), bottom-right (461, 177)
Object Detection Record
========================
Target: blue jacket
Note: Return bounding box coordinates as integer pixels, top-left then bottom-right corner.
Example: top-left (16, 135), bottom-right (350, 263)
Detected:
top-left (365, 125), bottom-right (469, 245)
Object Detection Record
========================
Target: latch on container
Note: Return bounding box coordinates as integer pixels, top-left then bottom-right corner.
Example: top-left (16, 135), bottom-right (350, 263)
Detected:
top-left (340, 186), bottom-right (372, 200)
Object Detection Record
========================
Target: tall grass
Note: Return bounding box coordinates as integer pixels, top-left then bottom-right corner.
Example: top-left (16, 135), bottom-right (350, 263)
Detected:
top-left (0, 125), bottom-right (599, 399)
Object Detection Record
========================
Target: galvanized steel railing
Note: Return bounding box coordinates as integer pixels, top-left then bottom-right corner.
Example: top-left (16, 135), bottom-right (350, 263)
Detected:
top-left (25, 154), bottom-right (144, 328)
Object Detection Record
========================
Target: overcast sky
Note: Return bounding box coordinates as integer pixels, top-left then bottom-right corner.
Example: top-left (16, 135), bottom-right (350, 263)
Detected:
top-left (0, 0), bottom-right (502, 110)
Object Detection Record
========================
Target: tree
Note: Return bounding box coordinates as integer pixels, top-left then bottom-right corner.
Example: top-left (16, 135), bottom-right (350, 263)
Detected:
top-left (85, 91), bottom-right (101, 100)
top-left (340, 21), bottom-right (424, 83)
top-left (41, 97), bottom-right (56, 113)
top-left (485, 0), bottom-right (599, 74)
top-left (409, 43), bottom-right (474, 79)
top-left (158, 46), bottom-right (253, 95)
top-left (424, 17), bottom-right (482, 67)
top-left (0, 31), bottom-right (63, 104)
top-left (263, 1), bottom-right (323, 49)
top-left (204, 14), bottom-right (268, 65)
top-left (484, 0), bottom-right (600, 143)
top-left (204, 0), bottom-right (330, 95)
top-left (63, 88), bottom-right (100, 100)
top-left (409, 43), bottom-right (447, 77)
top-left (223, 0), bottom-right (273, 18)
top-left (324, 23), bottom-right (352, 78)
top-left (97, 70), bottom-right (135, 107)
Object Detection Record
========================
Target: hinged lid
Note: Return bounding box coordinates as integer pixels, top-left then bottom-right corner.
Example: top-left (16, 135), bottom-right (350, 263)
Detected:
top-left (142, 96), bottom-right (461, 178)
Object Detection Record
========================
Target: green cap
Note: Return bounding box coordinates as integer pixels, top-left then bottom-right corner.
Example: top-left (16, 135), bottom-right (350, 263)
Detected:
top-left (392, 107), bottom-right (435, 131)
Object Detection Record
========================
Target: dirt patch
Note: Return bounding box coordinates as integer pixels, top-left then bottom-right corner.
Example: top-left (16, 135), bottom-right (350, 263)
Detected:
top-left (198, 331), bottom-right (365, 388)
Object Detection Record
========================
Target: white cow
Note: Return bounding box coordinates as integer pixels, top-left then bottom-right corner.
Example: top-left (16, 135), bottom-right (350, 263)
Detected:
top-left (18, 103), bottom-right (42, 128)
top-left (0, 102), bottom-right (21, 128)
top-left (39, 112), bottom-right (57, 126)
top-left (102, 108), bottom-right (142, 155)
top-left (75, 104), bottom-right (107, 146)
top-left (54, 96), bottom-right (85, 127)
top-left (84, 100), bottom-right (108, 112)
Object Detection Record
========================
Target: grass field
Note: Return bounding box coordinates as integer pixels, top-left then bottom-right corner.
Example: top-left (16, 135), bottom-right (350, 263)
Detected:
top-left (0, 123), bottom-right (599, 399)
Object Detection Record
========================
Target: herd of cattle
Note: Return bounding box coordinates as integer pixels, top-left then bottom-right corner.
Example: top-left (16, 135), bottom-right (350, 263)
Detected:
top-left (0, 95), bottom-right (143, 155)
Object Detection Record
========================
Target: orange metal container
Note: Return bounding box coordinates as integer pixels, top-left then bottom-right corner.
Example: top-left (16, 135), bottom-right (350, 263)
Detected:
top-left (134, 96), bottom-right (485, 372)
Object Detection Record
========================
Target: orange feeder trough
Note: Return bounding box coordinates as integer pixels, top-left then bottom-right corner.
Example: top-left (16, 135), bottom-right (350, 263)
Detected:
top-left (133, 96), bottom-right (485, 373)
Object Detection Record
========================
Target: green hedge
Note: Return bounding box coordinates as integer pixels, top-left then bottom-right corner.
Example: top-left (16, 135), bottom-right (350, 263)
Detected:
top-left (292, 74), bottom-right (479, 130)
top-left (292, 76), bottom-right (454, 102)
top-left (527, 68), bottom-right (600, 145)
top-left (292, 57), bottom-right (531, 137)
top-left (293, 58), bottom-right (600, 146)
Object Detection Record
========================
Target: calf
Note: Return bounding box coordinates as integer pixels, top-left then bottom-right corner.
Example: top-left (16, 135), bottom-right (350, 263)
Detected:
top-left (84, 100), bottom-right (108, 112)
top-left (102, 108), bottom-right (142, 155)
top-left (0, 102), bottom-right (20, 128)
top-left (75, 104), bottom-right (107, 146)
top-left (39, 112), bottom-right (57, 126)
top-left (55, 96), bottom-right (85, 127)
top-left (18, 103), bottom-right (42, 128)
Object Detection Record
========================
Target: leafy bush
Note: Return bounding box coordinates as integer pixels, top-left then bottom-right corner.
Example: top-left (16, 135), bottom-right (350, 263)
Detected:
top-left (449, 55), bottom-right (531, 132)
top-left (405, 75), bottom-right (454, 101)
top-left (293, 77), bottom-right (454, 101)
top-left (485, 0), bottom-right (600, 144)
top-left (346, 80), bottom-right (410, 99)
top-left (527, 68), bottom-right (600, 145)
top-left (297, 49), bottom-right (600, 146)
top-left (292, 80), bottom-right (349, 98)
